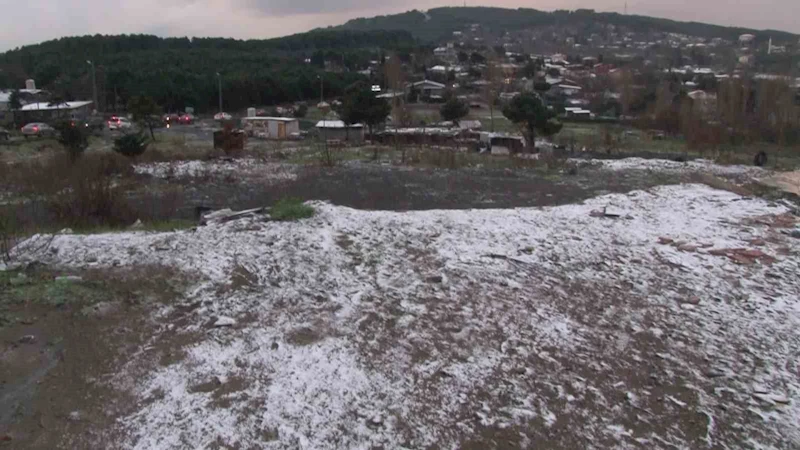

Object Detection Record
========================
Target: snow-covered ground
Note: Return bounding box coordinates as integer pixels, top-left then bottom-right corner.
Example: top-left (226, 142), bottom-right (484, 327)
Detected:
top-left (134, 158), bottom-right (297, 182)
top-left (11, 184), bottom-right (800, 449)
top-left (581, 157), bottom-right (767, 177)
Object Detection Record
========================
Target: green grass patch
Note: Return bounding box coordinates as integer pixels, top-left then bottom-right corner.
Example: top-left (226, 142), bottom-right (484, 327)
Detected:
top-left (270, 198), bottom-right (315, 221)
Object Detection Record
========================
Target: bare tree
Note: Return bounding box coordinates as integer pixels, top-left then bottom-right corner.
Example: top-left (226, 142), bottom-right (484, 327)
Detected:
top-left (385, 54), bottom-right (408, 162)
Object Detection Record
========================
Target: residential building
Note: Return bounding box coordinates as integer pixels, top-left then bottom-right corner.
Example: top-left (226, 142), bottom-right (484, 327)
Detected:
top-left (16, 101), bottom-right (93, 123)
top-left (407, 80), bottom-right (446, 99)
top-left (241, 117), bottom-right (300, 139)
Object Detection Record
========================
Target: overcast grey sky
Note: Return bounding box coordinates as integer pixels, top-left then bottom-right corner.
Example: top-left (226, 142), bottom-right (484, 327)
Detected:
top-left (0, 0), bottom-right (797, 52)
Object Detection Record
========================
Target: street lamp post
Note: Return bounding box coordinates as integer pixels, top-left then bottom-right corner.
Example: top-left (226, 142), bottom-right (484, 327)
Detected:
top-left (87, 60), bottom-right (98, 113)
top-left (216, 72), bottom-right (223, 113)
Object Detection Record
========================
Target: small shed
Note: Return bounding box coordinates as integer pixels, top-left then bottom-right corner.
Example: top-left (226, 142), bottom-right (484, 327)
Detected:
top-left (241, 117), bottom-right (300, 139)
top-left (315, 120), bottom-right (365, 144)
top-left (479, 132), bottom-right (526, 155)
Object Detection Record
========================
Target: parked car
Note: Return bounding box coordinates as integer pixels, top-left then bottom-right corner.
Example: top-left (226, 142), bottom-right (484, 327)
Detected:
top-left (108, 116), bottom-right (133, 130)
top-left (214, 112), bottom-right (232, 121)
top-left (178, 113), bottom-right (195, 124)
top-left (0, 127), bottom-right (9, 141)
top-left (21, 122), bottom-right (56, 138)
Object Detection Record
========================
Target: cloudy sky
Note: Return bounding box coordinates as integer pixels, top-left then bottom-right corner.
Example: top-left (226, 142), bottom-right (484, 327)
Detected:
top-left (0, 0), bottom-right (797, 51)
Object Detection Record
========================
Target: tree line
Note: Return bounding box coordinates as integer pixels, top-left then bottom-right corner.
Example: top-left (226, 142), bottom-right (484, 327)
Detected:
top-left (0, 31), bottom-right (419, 113)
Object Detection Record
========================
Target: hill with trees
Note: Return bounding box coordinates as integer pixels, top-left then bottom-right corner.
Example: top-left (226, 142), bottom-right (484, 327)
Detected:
top-left (0, 30), bottom-right (418, 113)
top-left (336, 7), bottom-right (798, 44)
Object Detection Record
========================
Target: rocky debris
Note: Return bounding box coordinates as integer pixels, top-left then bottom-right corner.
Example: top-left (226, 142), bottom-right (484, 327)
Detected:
top-left (213, 316), bottom-right (237, 327)
top-left (705, 247), bottom-right (776, 265)
top-left (784, 229), bottom-right (800, 239)
top-left (771, 395), bottom-right (791, 404)
top-left (68, 411), bottom-right (81, 422)
top-left (55, 275), bottom-right (83, 283)
top-left (86, 255), bottom-right (98, 263)
top-left (58, 228), bottom-right (73, 234)
top-left (129, 219), bottom-right (144, 230)
top-left (201, 207), bottom-right (266, 226)
top-left (17, 335), bottom-right (36, 344)
top-left (746, 213), bottom-right (797, 229)
top-left (705, 369), bottom-right (726, 378)
top-left (215, 375), bottom-right (228, 385)
top-left (658, 237), bottom-right (674, 245)
top-left (677, 244), bottom-right (699, 252)
top-left (681, 296), bottom-right (701, 305)
top-left (426, 275), bottom-right (443, 283)
top-left (271, 342), bottom-right (279, 350)
top-left (748, 238), bottom-right (767, 246)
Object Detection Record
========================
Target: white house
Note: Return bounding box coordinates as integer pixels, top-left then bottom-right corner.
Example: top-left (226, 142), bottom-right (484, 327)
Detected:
top-left (407, 80), bottom-right (446, 99)
top-left (240, 117), bottom-right (300, 139)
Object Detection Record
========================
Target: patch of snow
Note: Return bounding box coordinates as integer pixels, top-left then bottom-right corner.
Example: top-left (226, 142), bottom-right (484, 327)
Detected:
top-left (134, 158), bottom-right (297, 182)
top-left (10, 183), bottom-right (800, 449)
top-left (582, 157), bottom-right (766, 177)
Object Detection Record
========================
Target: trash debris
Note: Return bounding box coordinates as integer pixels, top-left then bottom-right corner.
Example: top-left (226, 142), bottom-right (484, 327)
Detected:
top-left (129, 219), bottom-right (144, 230)
top-left (17, 335), bottom-right (36, 344)
top-left (201, 207), bottom-right (266, 225)
top-left (590, 206), bottom-right (624, 218)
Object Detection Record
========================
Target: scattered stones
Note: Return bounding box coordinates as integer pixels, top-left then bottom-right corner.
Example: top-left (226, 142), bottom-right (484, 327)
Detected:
top-left (752, 393), bottom-right (775, 404)
top-left (129, 219), bottom-right (144, 230)
top-left (705, 369), bottom-right (726, 378)
top-left (658, 237), bottom-right (674, 245)
top-left (369, 415), bottom-right (383, 426)
top-left (215, 375), bottom-right (228, 385)
top-left (86, 255), bottom-right (98, 263)
top-left (771, 395), bottom-right (790, 404)
top-left (748, 238), bottom-right (766, 246)
top-left (590, 206), bottom-right (624, 218)
top-left (213, 316), bottom-right (237, 327)
top-left (681, 296), bottom-right (701, 305)
top-left (68, 411), bottom-right (81, 422)
top-left (677, 244), bottom-right (699, 252)
top-left (426, 275), bottom-right (443, 283)
top-left (17, 335), bottom-right (36, 344)
top-left (271, 342), bottom-right (279, 350)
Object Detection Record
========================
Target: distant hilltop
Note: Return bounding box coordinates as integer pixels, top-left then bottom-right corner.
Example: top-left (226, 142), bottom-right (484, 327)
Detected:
top-left (332, 7), bottom-right (799, 44)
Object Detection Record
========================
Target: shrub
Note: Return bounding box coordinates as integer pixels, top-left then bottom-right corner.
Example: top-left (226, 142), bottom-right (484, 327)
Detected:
top-left (114, 133), bottom-right (149, 158)
top-left (55, 121), bottom-right (89, 161)
top-left (294, 104), bottom-right (309, 118)
top-left (270, 198), bottom-right (314, 221)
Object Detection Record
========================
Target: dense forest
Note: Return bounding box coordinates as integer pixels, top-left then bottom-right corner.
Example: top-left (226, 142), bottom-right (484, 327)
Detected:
top-left (336, 7), bottom-right (798, 44)
top-left (0, 30), bottom-right (418, 113)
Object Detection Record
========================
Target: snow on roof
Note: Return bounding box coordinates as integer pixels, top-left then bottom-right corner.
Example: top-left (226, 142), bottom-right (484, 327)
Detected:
top-left (411, 79), bottom-right (445, 89)
top-left (242, 116), bottom-right (298, 122)
top-left (316, 120), bottom-right (363, 128)
top-left (20, 101), bottom-right (93, 111)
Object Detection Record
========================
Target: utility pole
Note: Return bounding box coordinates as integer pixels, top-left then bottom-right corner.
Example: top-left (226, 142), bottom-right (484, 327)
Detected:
top-left (216, 72), bottom-right (223, 113)
top-left (317, 75), bottom-right (324, 104)
top-left (87, 60), bottom-right (98, 113)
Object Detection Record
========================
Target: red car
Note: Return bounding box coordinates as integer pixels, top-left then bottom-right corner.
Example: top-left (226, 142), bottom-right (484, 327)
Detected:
top-left (178, 113), bottom-right (195, 124)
